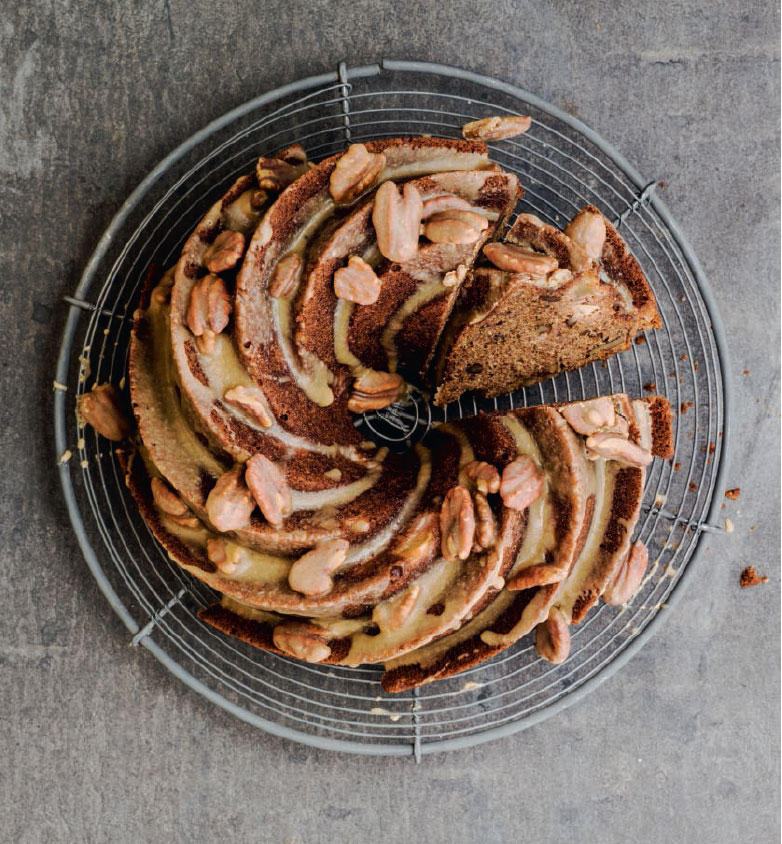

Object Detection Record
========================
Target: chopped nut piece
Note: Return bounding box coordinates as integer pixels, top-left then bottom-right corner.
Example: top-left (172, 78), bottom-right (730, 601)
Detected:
top-left (150, 477), bottom-right (189, 517)
top-left (203, 230), bottom-right (246, 273)
top-left (245, 453), bottom-right (292, 526)
top-left (276, 143), bottom-right (308, 164)
top-left (462, 115), bottom-right (532, 141)
top-left (421, 193), bottom-right (473, 219)
top-left (372, 181), bottom-right (423, 263)
top-left (185, 274), bottom-right (232, 353)
top-left (333, 255), bottom-right (382, 305)
top-left (206, 537), bottom-right (247, 575)
top-left (534, 607), bottom-right (571, 663)
top-left (739, 566), bottom-right (768, 589)
top-left (288, 538), bottom-right (349, 596)
top-left (473, 492), bottom-right (497, 550)
top-left (506, 563), bottom-right (566, 591)
top-left (440, 486), bottom-right (476, 561)
top-left (255, 156), bottom-right (309, 191)
top-left (422, 209), bottom-right (488, 244)
top-left (205, 465), bottom-right (255, 532)
top-left (272, 620), bottom-right (331, 662)
top-left (483, 242), bottom-right (559, 275)
top-left (268, 253), bottom-right (302, 298)
top-left (77, 384), bottom-right (131, 441)
top-left (500, 456), bottom-right (544, 511)
top-left (560, 397), bottom-right (616, 435)
top-left (223, 385), bottom-right (274, 429)
top-left (372, 583), bottom-right (421, 633)
top-left (329, 143), bottom-right (386, 203)
top-left (604, 541), bottom-right (648, 605)
top-left (564, 209), bottom-right (607, 261)
top-left (464, 460), bottom-right (500, 494)
top-left (585, 432), bottom-right (652, 467)
top-left (347, 370), bottom-right (405, 413)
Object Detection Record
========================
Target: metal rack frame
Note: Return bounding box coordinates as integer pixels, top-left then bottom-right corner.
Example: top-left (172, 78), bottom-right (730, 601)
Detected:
top-left (53, 60), bottom-right (732, 759)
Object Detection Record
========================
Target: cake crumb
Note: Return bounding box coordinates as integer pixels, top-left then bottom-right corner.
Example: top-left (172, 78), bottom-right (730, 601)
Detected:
top-left (643, 382), bottom-right (656, 393)
top-left (739, 566), bottom-right (768, 588)
top-left (688, 482), bottom-right (698, 492)
top-left (742, 369), bottom-right (750, 376)
top-left (634, 335), bottom-right (646, 345)
top-left (679, 353), bottom-right (687, 361)
top-left (680, 401), bottom-right (693, 414)
top-left (724, 518), bottom-right (734, 533)
top-left (725, 487), bottom-right (740, 500)
top-left (673, 461), bottom-right (682, 471)
top-left (58, 449), bottom-right (73, 465)
top-left (462, 681), bottom-right (484, 691)
top-left (694, 361), bottom-right (699, 372)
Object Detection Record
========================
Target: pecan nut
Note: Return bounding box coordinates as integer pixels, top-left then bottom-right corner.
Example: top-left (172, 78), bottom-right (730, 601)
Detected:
top-left (245, 453), bottom-right (292, 526)
top-left (500, 456), bottom-right (545, 511)
top-left (185, 274), bottom-right (232, 354)
top-left (77, 384), bottom-right (131, 441)
top-left (372, 181), bottom-right (423, 263)
top-left (205, 464), bottom-right (255, 532)
top-left (560, 397), bottom-right (617, 436)
top-left (534, 607), bottom-right (571, 664)
top-left (272, 620), bottom-right (331, 662)
top-left (329, 143), bottom-right (386, 204)
top-left (372, 583), bottom-right (421, 633)
top-left (202, 230), bottom-right (246, 273)
top-left (347, 370), bottom-right (406, 413)
top-left (585, 432), bottom-right (652, 467)
top-left (464, 460), bottom-right (500, 494)
top-left (223, 385), bottom-right (274, 429)
top-left (255, 156), bottom-right (309, 191)
top-left (333, 255), bottom-right (382, 305)
top-left (506, 563), bottom-right (566, 591)
top-left (206, 537), bottom-right (247, 575)
top-left (473, 492), bottom-right (497, 551)
top-left (462, 115), bottom-right (532, 141)
top-left (268, 253), bottom-right (302, 299)
top-left (564, 209), bottom-right (607, 261)
top-left (421, 193), bottom-right (473, 219)
top-left (483, 242), bottom-right (559, 275)
top-left (440, 486), bottom-right (476, 561)
top-left (604, 541), bottom-right (648, 605)
top-left (150, 477), bottom-right (188, 517)
top-left (422, 209), bottom-right (489, 244)
top-left (288, 538), bottom-right (349, 596)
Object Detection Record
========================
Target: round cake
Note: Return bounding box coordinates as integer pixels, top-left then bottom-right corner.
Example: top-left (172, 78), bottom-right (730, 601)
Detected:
top-left (78, 119), bottom-right (674, 691)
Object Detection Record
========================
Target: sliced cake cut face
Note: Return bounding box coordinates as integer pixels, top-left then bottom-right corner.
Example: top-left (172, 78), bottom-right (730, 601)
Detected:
top-left (433, 206), bottom-right (662, 406)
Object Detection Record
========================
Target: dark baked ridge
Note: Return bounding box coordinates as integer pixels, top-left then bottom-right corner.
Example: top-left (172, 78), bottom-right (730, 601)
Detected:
top-left (433, 207), bottom-right (662, 405)
top-left (381, 395), bottom-right (672, 692)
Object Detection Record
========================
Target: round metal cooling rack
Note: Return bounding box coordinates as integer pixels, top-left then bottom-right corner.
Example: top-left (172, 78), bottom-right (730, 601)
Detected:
top-left (54, 60), bottom-right (731, 758)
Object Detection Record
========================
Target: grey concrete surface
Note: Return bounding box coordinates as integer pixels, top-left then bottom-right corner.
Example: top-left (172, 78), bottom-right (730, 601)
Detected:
top-left (1, 1), bottom-right (779, 842)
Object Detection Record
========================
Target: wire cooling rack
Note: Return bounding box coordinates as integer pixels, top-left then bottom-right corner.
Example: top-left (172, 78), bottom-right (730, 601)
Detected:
top-left (53, 60), bottom-right (731, 758)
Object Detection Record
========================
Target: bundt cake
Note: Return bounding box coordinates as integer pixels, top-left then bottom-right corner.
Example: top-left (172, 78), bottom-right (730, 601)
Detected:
top-left (77, 122), bottom-right (674, 691)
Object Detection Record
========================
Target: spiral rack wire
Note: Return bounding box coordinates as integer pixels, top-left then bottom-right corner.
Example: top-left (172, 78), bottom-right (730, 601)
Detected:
top-left (54, 60), bottom-right (731, 758)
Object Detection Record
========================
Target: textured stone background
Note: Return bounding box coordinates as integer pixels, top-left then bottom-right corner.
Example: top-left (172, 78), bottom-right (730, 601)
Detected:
top-left (1, 1), bottom-right (779, 842)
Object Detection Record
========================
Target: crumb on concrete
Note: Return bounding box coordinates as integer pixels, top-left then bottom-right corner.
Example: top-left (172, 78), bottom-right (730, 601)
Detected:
top-left (725, 488), bottom-right (741, 501)
top-left (635, 335), bottom-right (646, 345)
top-left (643, 382), bottom-right (656, 393)
top-left (739, 566), bottom-right (768, 588)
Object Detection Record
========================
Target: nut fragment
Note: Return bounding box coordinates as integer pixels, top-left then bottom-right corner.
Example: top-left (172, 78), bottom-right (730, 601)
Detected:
top-left (268, 253), bottom-right (302, 298)
top-left (206, 537), bottom-right (247, 575)
top-left (202, 230), bottom-right (246, 273)
top-left (185, 273), bottom-right (232, 354)
top-left (473, 492), bottom-right (497, 550)
top-left (329, 143), bottom-right (386, 203)
top-left (333, 255), bottom-right (382, 305)
top-left (604, 541), bottom-right (648, 605)
top-left (255, 156), bottom-right (309, 191)
top-left (564, 209), bottom-right (607, 261)
top-left (500, 456), bottom-right (545, 511)
top-left (288, 538), bottom-right (349, 596)
top-left (421, 193), bottom-right (473, 219)
top-left (205, 464), bottom-right (255, 532)
top-left (272, 620), bottom-right (331, 662)
top-left (483, 242), bottom-right (559, 275)
top-left (223, 385), bottom-right (274, 429)
top-left (462, 115), bottom-right (532, 141)
top-left (150, 477), bottom-right (188, 517)
top-left (440, 486), bottom-right (476, 561)
top-left (534, 607), bottom-right (571, 664)
top-left (372, 181), bottom-right (423, 263)
top-left (245, 453), bottom-right (292, 526)
top-left (275, 143), bottom-right (308, 165)
top-left (77, 384), bottom-right (131, 441)
top-left (422, 209), bottom-right (488, 244)
top-left (506, 563), bottom-right (566, 591)
top-left (464, 460), bottom-right (500, 494)
top-left (372, 583), bottom-right (421, 633)
top-left (347, 370), bottom-right (405, 413)
top-left (560, 397), bottom-right (616, 435)
top-left (585, 432), bottom-right (652, 467)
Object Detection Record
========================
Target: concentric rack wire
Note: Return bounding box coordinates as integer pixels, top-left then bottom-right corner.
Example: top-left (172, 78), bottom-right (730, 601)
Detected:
top-left (54, 60), bottom-right (731, 758)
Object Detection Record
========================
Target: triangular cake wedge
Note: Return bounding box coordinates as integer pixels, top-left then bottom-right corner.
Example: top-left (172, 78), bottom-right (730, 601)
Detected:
top-left (433, 207), bottom-right (662, 405)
